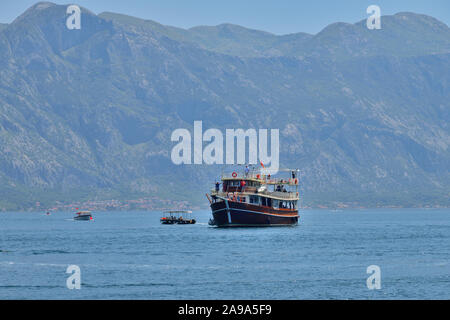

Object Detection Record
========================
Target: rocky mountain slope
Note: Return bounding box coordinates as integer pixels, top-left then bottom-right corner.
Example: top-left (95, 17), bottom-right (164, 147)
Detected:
top-left (0, 2), bottom-right (449, 209)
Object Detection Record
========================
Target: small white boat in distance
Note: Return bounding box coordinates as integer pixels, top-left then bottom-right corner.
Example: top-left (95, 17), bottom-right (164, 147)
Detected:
top-left (74, 211), bottom-right (93, 221)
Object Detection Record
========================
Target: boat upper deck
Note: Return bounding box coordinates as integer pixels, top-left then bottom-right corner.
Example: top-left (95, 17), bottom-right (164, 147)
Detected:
top-left (212, 167), bottom-right (300, 201)
top-left (220, 168), bottom-right (300, 185)
top-left (211, 189), bottom-right (298, 201)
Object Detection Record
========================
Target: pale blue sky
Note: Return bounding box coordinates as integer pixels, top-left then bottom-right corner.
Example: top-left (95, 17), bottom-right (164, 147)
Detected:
top-left (1, 0), bottom-right (449, 34)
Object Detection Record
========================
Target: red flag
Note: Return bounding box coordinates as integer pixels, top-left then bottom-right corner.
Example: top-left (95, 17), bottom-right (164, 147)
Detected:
top-left (260, 161), bottom-right (265, 168)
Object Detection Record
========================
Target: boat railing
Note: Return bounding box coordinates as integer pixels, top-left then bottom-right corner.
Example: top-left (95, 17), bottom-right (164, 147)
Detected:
top-left (211, 189), bottom-right (298, 200)
top-left (220, 175), bottom-right (299, 185)
top-left (261, 190), bottom-right (299, 199)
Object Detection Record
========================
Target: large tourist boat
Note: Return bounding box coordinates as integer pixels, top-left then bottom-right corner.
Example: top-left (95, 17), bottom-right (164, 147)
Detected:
top-left (207, 167), bottom-right (300, 227)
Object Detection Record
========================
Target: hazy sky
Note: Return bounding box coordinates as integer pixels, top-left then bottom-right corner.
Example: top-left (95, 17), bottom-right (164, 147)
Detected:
top-left (1, 0), bottom-right (449, 34)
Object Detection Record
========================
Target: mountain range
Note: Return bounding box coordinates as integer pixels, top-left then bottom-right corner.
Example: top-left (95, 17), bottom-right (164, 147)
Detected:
top-left (0, 2), bottom-right (449, 210)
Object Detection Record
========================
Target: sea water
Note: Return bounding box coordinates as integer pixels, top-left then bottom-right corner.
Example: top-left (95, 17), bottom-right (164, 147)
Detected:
top-left (0, 209), bottom-right (449, 299)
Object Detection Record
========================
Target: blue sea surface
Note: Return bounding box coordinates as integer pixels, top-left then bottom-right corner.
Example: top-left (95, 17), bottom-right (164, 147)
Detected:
top-left (0, 209), bottom-right (449, 299)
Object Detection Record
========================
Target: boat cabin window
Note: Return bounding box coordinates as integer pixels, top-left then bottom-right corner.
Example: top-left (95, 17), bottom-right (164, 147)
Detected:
top-left (280, 201), bottom-right (297, 209)
top-left (273, 200), bottom-right (279, 209)
top-left (280, 201), bottom-right (292, 209)
top-left (249, 195), bottom-right (259, 204)
top-left (270, 200), bottom-right (296, 209)
top-left (247, 181), bottom-right (258, 187)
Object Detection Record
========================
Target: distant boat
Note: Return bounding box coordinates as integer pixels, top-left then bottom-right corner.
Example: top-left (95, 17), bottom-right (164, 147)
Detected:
top-left (74, 211), bottom-right (93, 221)
top-left (160, 210), bottom-right (196, 225)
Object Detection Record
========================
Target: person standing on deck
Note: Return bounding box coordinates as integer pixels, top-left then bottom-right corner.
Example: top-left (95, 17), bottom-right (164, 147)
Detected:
top-left (240, 180), bottom-right (246, 192)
